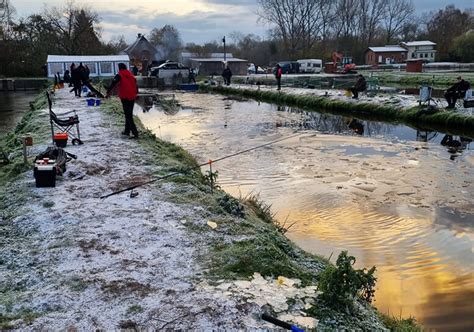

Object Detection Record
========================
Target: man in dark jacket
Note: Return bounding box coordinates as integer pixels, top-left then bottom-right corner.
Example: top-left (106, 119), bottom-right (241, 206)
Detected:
top-left (71, 64), bottom-right (83, 97)
top-left (350, 74), bottom-right (367, 99)
top-left (106, 63), bottom-right (139, 139)
top-left (275, 64), bottom-right (282, 90)
top-left (445, 76), bottom-right (471, 109)
top-left (222, 65), bottom-right (232, 85)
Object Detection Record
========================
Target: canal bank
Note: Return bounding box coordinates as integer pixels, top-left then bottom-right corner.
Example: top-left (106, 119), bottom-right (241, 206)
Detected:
top-left (0, 88), bottom-right (409, 330)
top-left (199, 84), bottom-right (474, 139)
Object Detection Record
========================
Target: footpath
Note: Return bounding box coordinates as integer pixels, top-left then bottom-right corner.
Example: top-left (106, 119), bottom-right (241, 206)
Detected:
top-left (0, 88), bottom-right (388, 330)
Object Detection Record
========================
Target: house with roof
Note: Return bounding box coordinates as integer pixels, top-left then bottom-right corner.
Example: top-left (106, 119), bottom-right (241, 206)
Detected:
top-left (400, 41), bottom-right (436, 62)
top-left (122, 34), bottom-right (162, 73)
top-left (365, 40), bottom-right (437, 65)
top-left (365, 46), bottom-right (408, 65)
top-left (180, 52), bottom-right (248, 75)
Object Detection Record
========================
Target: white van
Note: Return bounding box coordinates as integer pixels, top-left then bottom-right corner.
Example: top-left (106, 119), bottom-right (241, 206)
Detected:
top-left (297, 59), bottom-right (323, 73)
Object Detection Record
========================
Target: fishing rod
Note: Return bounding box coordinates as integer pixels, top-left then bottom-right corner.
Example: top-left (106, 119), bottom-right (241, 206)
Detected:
top-left (100, 132), bottom-right (304, 199)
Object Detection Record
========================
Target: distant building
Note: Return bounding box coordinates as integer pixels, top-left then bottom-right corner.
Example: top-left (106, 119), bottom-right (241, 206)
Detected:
top-left (365, 46), bottom-right (407, 65)
top-left (400, 41), bottom-right (436, 62)
top-left (365, 40), bottom-right (437, 65)
top-left (122, 34), bottom-right (161, 73)
top-left (46, 55), bottom-right (130, 78)
top-left (180, 52), bottom-right (248, 75)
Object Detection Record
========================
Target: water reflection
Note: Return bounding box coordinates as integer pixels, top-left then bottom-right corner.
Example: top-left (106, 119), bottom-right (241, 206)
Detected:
top-left (137, 93), bottom-right (474, 330)
top-left (0, 91), bottom-right (37, 136)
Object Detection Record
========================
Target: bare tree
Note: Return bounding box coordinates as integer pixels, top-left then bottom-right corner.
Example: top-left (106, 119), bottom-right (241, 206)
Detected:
top-left (383, 0), bottom-right (415, 43)
top-left (42, 1), bottom-right (101, 54)
top-left (0, 0), bottom-right (16, 39)
top-left (356, 0), bottom-right (386, 47)
top-left (332, 0), bottom-right (359, 38)
top-left (257, 0), bottom-right (334, 58)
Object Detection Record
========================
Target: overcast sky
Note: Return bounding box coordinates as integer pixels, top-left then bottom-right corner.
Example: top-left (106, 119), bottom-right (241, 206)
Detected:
top-left (11, 0), bottom-right (473, 45)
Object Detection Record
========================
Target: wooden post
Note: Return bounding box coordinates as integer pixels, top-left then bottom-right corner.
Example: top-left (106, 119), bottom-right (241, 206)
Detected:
top-left (22, 135), bottom-right (33, 165)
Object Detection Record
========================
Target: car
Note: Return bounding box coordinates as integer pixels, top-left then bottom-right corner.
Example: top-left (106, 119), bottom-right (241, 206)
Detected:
top-left (247, 63), bottom-right (265, 74)
top-left (150, 61), bottom-right (189, 78)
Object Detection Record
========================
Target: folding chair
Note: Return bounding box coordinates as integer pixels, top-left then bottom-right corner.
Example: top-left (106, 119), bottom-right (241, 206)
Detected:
top-left (46, 92), bottom-right (83, 145)
top-left (462, 89), bottom-right (474, 108)
top-left (418, 85), bottom-right (437, 106)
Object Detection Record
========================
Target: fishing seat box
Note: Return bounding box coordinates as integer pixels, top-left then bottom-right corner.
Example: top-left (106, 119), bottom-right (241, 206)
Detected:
top-left (464, 99), bottom-right (474, 108)
top-left (34, 160), bottom-right (56, 187)
top-left (54, 133), bottom-right (68, 148)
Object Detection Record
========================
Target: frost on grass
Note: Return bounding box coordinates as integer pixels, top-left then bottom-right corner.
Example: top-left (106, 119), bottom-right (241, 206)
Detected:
top-left (200, 272), bottom-right (319, 329)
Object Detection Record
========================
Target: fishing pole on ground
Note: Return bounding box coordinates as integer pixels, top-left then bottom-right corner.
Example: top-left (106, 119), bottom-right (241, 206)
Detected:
top-left (99, 132), bottom-right (305, 199)
top-left (261, 313), bottom-right (305, 332)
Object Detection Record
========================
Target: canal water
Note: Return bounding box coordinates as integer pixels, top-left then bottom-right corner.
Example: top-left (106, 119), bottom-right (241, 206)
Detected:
top-left (138, 93), bottom-right (473, 331)
top-left (0, 91), bottom-right (37, 137)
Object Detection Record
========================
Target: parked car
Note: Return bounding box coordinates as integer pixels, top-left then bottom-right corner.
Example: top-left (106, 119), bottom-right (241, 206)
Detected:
top-left (150, 61), bottom-right (189, 78)
top-left (248, 63), bottom-right (265, 74)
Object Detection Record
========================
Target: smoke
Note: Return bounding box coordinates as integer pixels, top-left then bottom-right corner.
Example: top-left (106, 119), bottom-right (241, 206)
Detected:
top-left (155, 29), bottom-right (182, 61)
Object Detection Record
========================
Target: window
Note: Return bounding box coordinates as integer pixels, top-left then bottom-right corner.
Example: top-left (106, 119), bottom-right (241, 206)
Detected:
top-left (50, 63), bottom-right (64, 75)
top-left (425, 53), bottom-right (428, 58)
top-left (412, 53), bottom-right (416, 58)
top-left (100, 62), bottom-right (113, 74)
top-left (431, 53), bottom-right (434, 57)
top-left (420, 53), bottom-right (423, 58)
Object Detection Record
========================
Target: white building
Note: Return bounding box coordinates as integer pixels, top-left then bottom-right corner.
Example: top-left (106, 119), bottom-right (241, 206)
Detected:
top-left (400, 41), bottom-right (437, 62)
top-left (46, 55), bottom-right (130, 78)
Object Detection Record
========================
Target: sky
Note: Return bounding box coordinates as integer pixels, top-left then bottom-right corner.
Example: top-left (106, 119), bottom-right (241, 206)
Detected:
top-left (10, 0), bottom-right (474, 45)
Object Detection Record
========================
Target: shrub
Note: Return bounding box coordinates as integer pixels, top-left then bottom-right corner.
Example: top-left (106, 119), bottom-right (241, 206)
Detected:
top-left (318, 251), bottom-right (376, 311)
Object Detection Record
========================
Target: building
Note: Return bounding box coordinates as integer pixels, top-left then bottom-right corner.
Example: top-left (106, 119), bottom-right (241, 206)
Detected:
top-left (122, 34), bottom-right (161, 73)
top-left (180, 52), bottom-right (248, 76)
top-left (365, 46), bottom-right (407, 65)
top-left (400, 41), bottom-right (436, 62)
top-left (46, 55), bottom-right (130, 78)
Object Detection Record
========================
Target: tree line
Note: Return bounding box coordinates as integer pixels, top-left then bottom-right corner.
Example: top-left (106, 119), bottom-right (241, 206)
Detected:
top-left (0, 0), bottom-right (472, 77)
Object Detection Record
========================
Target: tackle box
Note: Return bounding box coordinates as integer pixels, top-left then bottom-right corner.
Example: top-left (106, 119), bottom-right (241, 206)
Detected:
top-left (54, 133), bottom-right (68, 148)
top-left (34, 159), bottom-right (56, 187)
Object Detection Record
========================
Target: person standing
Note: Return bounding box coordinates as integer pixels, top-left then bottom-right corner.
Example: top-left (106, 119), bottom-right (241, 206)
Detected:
top-left (275, 64), bottom-right (282, 90)
top-left (71, 64), bottom-right (82, 97)
top-left (445, 76), bottom-right (471, 109)
top-left (106, 63), bottom-right (139, 139)
top-left (222, 65), bottom-right (232, 86)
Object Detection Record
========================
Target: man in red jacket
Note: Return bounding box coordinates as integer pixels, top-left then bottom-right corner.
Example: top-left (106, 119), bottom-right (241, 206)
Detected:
top-left (106, 63), bottom-right (139, 138)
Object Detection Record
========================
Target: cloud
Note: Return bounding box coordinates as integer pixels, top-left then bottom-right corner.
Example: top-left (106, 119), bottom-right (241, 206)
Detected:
top-left (12, 0), bottom-right (472, 45)
top-left (98, 5), bottom-right (266, 44)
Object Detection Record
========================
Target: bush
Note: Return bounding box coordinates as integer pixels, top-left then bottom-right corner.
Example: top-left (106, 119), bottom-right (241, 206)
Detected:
top-left (318, 251), bottom-right (376, 311)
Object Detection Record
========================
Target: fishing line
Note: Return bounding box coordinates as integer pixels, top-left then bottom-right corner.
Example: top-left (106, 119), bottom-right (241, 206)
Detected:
top-left (100, 132), bottom-right (305, 199)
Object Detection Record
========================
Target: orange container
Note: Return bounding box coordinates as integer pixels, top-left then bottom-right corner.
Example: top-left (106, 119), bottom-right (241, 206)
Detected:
top-left (54, 133), bottom-right (68, 148)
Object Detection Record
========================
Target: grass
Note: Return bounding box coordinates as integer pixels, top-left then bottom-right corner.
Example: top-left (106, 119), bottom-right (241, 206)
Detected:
top-left (0, 90), bottom-right (50, 223)
top-left (199, 84), bottom-right (474, 138)
top-left (0, 309), bottom-right (41, 329)
top-left (379, 314), bottom-right (421, 332)
top-left (367, 72), bottom-right (474, 89)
